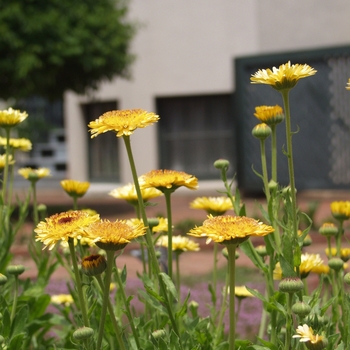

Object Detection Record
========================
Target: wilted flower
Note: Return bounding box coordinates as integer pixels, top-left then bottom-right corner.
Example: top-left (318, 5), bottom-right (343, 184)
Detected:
top-left (60, 179), bottom-right (90, 198)
top-left (0, 107), bottom-right (28, 128)
top-left (88, 109), bottom-right (159, 138)
top-left (139, 169), bottom-right (198, 192)
top-left (188, 215), bottom-right (274, 245)
top-left (190, 196), bottom-right (233, 216)
top-left (251, 61), bottom-right (317, 91)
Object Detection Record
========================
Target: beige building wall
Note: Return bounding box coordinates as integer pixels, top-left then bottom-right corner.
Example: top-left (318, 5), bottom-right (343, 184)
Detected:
top-left (64, 0), bottom-right (350, 184)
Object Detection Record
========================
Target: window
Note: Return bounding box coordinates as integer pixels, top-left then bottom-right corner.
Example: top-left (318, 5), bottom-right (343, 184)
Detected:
top-left (82, 101), bottom-right (119, 182)
top-left (157, 94), bottom-right (235, 179)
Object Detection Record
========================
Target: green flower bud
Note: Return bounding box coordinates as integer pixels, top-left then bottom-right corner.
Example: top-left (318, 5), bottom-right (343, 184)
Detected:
top-left (73, 327), bottom-right (94, 341)
top-left (0, 335), bottom-right (4, 344)
top-left (147, 218), bottom-right (160, 229)
top-left (81, 254), bottom-right (107, 277)
top-left (291, 301), bottom-right (311, 318)
top-left (252, 123), bottom-right (271, 140)
top-left (37, 204), bottom-right (47, 213)
top-left (344, 272), bottom-right (350, 285)
top-left (255, 245), bottom-right (267, 257)
top-left (278, 277), bottom-right (304, 294)
top-left (268, 179), bottom-right (278, 191)
top-left (0, 273), bottom-right (8, 285)
top-left (222, 247), bottom-right (239, 260)
top-left (6, 265), bottom-right (25, 276)
top-left (319, 222), bottom-right (338, 237)
top-left (328, 257), bottom-right (344, 271)
top-left (151, 329), bottom-right (167, 340)
top-left (213, 159), bottom-right (229, 170)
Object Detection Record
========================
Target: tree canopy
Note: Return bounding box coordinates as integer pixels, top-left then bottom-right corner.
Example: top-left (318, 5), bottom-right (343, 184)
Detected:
top-left (0, 0), bottom-right (136, 100)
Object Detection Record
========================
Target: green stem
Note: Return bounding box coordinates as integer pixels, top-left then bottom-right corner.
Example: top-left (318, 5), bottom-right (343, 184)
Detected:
top-left (281, 90), bottom-right (299, 270)
top-left (327, 236), bottom-right (332, 259)
top-left (259, 139), bottom-right (270, 202)
top-left (270, 124), bottom-right (278, 183)
top-left (31, 181), bottom-right (39, 227)
top-left (227, 243), bottom-right (237, 350)
top-left (73, 196), bottom-right (78, 210)
top-left (1, 128), bottom-right (11, 206)
top-left (336, 220), bottom-right (344, 258)
top-left (7, 149), bottom-right (15, 205)
top-left (68, 238), bottom-right (90, 327)
top-left (10, 275), bottom-right (19, 323)
top-left (164, 190), bottom-right (174, 280)
top-left (114, 260), bottom-right (141, 349)
top-left (175, 252), bottom-right (181, 299)
top-left (95, 275), bottom-right (126, 350)
top-left (285, 292), bottom-right (293, 350)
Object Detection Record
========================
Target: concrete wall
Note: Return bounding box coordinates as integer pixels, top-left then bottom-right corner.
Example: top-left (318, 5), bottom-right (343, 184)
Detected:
top-left (64, 0), bottom-right (350, 184)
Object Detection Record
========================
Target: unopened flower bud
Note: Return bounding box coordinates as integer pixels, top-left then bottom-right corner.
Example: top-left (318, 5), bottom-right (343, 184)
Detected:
top-left (73, 327), bottom-right (94, 341)
top-left (319, 223), bottom-right (338, 237)
top-left (268, 180), bottom-right (278, 191)
top-left (255, 245), bottom-right (267, 257)
top-left (0, 273), bottom-right (7, 285)
top-left (213, 159), bottom-right (229, 170)
top-left (81, 254), bottom-right (107, 277)
top-left (252, 123), bottom-right (271, 140)
top-left (6, 265), bottom-right (25, 276)
top-left (278, 277), bottom-right (304, 294)
top-left (151, 329), bottom-right (166, 340)
top-left (292, 301), bottom-right (311, 318)
top-left (328, 257), bottom-right (344, 271)
top-left (148, 218), bottom-right (160, 229)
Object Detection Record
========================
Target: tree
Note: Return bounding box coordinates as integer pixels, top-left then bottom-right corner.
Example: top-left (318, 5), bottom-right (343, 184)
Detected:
top-left (0, 0), bottom-right (136, 100)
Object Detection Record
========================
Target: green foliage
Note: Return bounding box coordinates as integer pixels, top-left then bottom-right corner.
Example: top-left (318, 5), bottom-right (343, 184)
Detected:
top-left (0, 0), bottom-right (136, 100)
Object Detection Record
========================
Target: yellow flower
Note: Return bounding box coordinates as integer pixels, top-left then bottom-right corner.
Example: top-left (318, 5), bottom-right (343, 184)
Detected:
top-left (0, 107), bottom-right (28, 128)
top-left (109, 183), bottom-right (162, 205)
top-left (325, 247), bottom-right (350, 262)
top-left (88, 109), bottom-right (159, 138)
top-left (346, 78), bottom-right (350, 90)
top-left (188, 215), bottom-right (274, 245)
top-left (157, 235), bottom-right (200, 252)
top-left (254, 105), bottom-right (284, 125)
top-left (0, 154), bottom-right (15, 169)
top-left (51, 294), bottom-right (74, 307)
top-left (190, 196), bottom-right (233, 216)
top-left (300, 253), bottom-right (323, 279)
top-left (139, 169), bottom-right (198, 193)
top-left (273, 262), bottom-right (282, 280)
top-left (152, 217), bottom-right (169, 233)
top-left (85, 219), bottom-right (147, 251)
top-left (60, 179), bottom-right (90, 198)
top-left (310, 264), bottom-right (330, 275)
top-left (234, 286), bottom-right (255, 299)
top-left (35, 210), bottom-right (100, 250)
top-left (293, 324), bottom-right (325, 346)
top-left (250, 61), bottom-right (317, 91)
top-left (0, 137), bottom-right (32, 151)
top-left (81, 254), bottom-right (107, 277)
top-left (18, 167), bottom-right (51, 181)
top-left (330, 201), bottom-right (350, 221)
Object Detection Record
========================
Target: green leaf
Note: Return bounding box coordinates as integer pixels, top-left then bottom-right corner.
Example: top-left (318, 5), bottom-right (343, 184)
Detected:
top-left (159, 272), bottom-right (178, 300)
top-left (8, 333), bottom-right (26, 350)
top-left (256, 338), bottom-right (278, 350)
top-left (2, 308), bottom-right (11, 337)
top-left (240, 240), bottom-right (268, 274)
top-left (11, 305), bottom-right (28, 338)
top-left (279, 254), bottom-right (296, 278)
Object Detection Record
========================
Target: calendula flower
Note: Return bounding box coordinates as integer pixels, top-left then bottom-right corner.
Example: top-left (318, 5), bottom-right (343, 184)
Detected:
top-left (60, 179), bottom-right (90, 198)
top-left (310, 264), bottom-right (330, 275)
top-left (346, 78), bottom-right (350, 90)
top-left (273, 262), bottom-right (283, 280)
top-left (85, 219), bottom-right (147, 251)
top-left (293, 324), bottom-right (327, 349)
top-left (157, 235), bottom-right (200, 252)
top-left (151, 217), bottom-right (169, 233)
top-left (0, 154), bottom-right (15, 169)
top-left (234, 286), bottom-right (255, 299)
top-left (251, 61), bottom-right (317, 91)
top-left (300, 253), bottom-right (323, 279)
top-left (18, 167), bottom-right (51, 181)
top-left (139, 169), bottom-right (198, 193)
top-left (254, 105), bottom-right (284, 125)
top-left (109, 183), bottom-right (162, 205)
top-left (188, 215), bottom-right (274, 245)
top-left (0, 107), bottom-right (28, 128)
top-left (81, 254), bottom-right (107, 277)
top-left (325, 247), bottom-right (350, 262)
top-left (88, 109), bottom-right (159, 138)
top-left (51, 294), bottom-right (74, 307)
top-left (35, 210), bottom-right (100, 250)
top-left (319, 222), bottom-right (338, 237)
top-left (330, 201), bottom-right (350, 221)
top-left (0, 137), bottom-right (32, 151)
top-left (190, 196), bottom-right (233, 216)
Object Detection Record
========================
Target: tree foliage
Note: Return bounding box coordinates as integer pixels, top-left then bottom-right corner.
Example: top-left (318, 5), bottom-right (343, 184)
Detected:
top-left (0, 0), bottom-right (136, 100)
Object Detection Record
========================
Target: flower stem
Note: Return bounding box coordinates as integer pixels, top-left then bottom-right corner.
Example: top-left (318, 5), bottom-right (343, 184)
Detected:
top-left (95, 275), bottom-right (126, 350)
top-left (336, 220), bottom-right (344, 258)
top-left (281, 90), bottom-right (299, 269)
top-left (10, 275), bottom-right (19, 323)
top-left (31, 181), bottom-right (39, 227)
top-left (164, 190), bottom-right (174, 280)
top-left (270, 124), bottom-right (278, 183)
top-left (227, 243), bottom-right (237, 350)
top-left (175, 252), bottom-right (181, 299)
top-left (68, 238), bottom-right (90, 327)
top-left (97, 250), bottom-right (115, 350)
top-left (285, 292), bottom-right (293, 350)
top-left (1, 128), bottom-right (11, 206)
